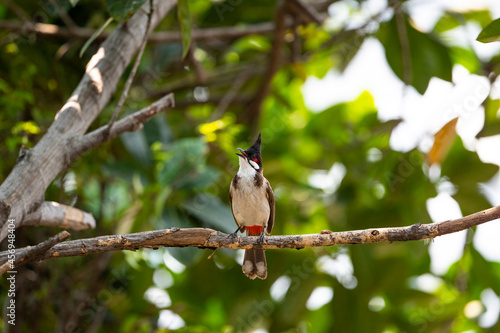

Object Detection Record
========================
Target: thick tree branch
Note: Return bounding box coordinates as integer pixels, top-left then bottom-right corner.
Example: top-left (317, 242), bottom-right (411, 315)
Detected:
top-left (1, 205), bottom-right (499, 271)
top-left (0, 0), bottom-right (177, 241)
top-left (22, 201), bottom-right (96, 230)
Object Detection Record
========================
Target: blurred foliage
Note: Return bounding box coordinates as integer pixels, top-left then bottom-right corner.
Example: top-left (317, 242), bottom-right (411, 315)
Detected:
top-left (1, 0), bottom-right (500, 332)
top-left (477, 17), bottom-right (500, 43)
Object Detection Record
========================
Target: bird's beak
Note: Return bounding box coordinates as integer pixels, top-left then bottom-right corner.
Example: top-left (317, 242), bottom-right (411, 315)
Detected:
top-left (235, 148), bottom-right (248, 159)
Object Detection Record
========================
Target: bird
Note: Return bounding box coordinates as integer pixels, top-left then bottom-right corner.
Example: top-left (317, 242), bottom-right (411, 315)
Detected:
top-left (229, 133), bottom-right (275, 280)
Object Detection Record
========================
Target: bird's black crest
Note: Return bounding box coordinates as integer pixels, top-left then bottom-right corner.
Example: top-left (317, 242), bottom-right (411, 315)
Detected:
top-left (245, 133), bottom-right (261, 156)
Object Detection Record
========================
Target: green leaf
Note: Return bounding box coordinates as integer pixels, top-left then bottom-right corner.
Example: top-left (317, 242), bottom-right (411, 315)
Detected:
top-left (181, 194), bottom-right (234, 233)
top-left (464, 10), bottom-right (493, 29)
top-left (378, 15), bottom-right (452, 94)
top-left (156, 137), bottom-right (219, 190)
top-left (177, 0), bottom-right (192, 59)
top-left (79, 17), bottom-right (113, 58)
top-left (121, 130), bottom-right (152, 166)
top-left (477, 17), bottom-right (500, 43)
top-left (157, 138), bottom-right (205, 185)
top-left (433, 12), bottom-right (461, 33)
top-left (231, 35), bottom-right (271, 53)
top-left (450, 47), bottom-right (480, 73)
top-left (106, 0), bottom-right (146, 22)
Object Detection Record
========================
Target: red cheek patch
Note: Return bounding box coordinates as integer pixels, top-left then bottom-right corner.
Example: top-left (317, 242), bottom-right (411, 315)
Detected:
top-left (252, 159), bottom-right (259, 163)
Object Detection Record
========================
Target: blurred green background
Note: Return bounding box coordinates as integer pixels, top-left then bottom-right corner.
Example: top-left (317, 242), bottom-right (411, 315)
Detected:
top-left (1, 0), bottom-right (500, 332)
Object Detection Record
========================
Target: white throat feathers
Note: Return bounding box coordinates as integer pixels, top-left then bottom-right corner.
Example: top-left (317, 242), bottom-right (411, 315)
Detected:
top-left (237, 156), bottom-right (258, 178)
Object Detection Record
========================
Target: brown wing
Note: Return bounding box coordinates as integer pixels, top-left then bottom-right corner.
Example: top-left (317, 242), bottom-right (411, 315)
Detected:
top-left (265, 178), bottom-right (275, 234)
top-left (229, 176), bottom-right (239, 227)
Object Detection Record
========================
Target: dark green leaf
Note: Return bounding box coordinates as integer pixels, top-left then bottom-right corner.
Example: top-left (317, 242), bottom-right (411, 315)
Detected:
top-left (121, 130), bottom-right (152, 166)
top-left (181, 194), bottom-right (234, 233)
top-left (156, 137), bottom-right (219, 190)
top-left (378, 15), bottom-right (452, 94)
top-left (106, 0), bottom-right (146, 22)
top-left (157, 138), bottom-right (206, 185)
top-left (477, 17), bottom-right (500, 43)
top-left (177, 0), bottom-right (192, 59)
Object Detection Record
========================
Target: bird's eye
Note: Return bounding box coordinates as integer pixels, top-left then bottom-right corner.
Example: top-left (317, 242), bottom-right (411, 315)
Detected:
top-left (252, 158), bottom-right (259, 163)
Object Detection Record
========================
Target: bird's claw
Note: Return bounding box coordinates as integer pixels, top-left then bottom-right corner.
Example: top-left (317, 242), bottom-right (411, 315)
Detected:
top-left (228, 227), bottom-right (241, 242)
top-left (257, 232), bottom-right (265, 244)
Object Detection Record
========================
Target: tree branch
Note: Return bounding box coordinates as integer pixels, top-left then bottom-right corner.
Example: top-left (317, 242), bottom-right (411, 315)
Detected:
top-left (69, 93), bottom-right (175, 156)
top-left (244, 1), bottom-right (288, 131)
top-left (174, 95), bottom-right (252, 109)
top-left (147, 61), bottom-right (266, 99)
top-left (0, 0), bottom-right (177, 241)
top-left (286, 0), bottom-right (325, 25)
top-left (0, 1), bottom-right (333, 44)
top-left (209, 66), bottom-right (255, 121)
top-left (1, 205), bottom-right (499, 271)
top-left (22, 201), bottom-right (96, 230)
top-left (0, 231), bottom-right (70, 275)
top-left (0, 21), bottom-right (278, 43)
top-left (186, 43), bottom-right (208, 84)
top-left (107, 0), bottom-right (155, 134)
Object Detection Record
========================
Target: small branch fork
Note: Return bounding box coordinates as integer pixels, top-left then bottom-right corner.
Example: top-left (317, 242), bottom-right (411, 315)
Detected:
top-left (1, 205), bottom-right (499, 274)
top-left (0, 231), bottom-right (70, 275)
top-left (70, 93), bottom-right (175, 157)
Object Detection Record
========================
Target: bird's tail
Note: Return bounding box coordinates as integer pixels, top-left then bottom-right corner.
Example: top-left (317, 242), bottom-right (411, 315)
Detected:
top-left (242, 228), bottom-right (267, 280)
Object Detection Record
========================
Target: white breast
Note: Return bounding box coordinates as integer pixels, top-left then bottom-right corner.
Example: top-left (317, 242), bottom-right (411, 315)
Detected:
top-left (232, 157), bottom-right (270, 227)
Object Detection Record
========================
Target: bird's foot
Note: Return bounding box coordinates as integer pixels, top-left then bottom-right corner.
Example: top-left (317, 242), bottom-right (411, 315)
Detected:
top-left (228, 227), bottom-right (242, 242)
top-left (257, 232), bottom-right (265, 244)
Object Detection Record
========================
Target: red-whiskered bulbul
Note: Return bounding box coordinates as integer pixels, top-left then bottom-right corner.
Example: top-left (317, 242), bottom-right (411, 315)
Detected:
top-left (229, 133), bottom-right (275, 280)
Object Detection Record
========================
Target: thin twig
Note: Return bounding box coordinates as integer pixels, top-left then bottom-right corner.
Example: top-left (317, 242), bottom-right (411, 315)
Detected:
top-left (1, 205), bottom-right (499, 271)
top-left (286, 0), bottom-right (324, 25)
top-left (209, 66), bottom-right (255, 121)
top-left (107, 0), bottom-right (155, 135)
top-left (148, 60), bottom-right (266, 99)
top-left (175, 95), bottom-right (252, 109)
top-left (207, 248), bottom-right (218, 259)
top-left (187, 43), bottom-right (207, 84)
